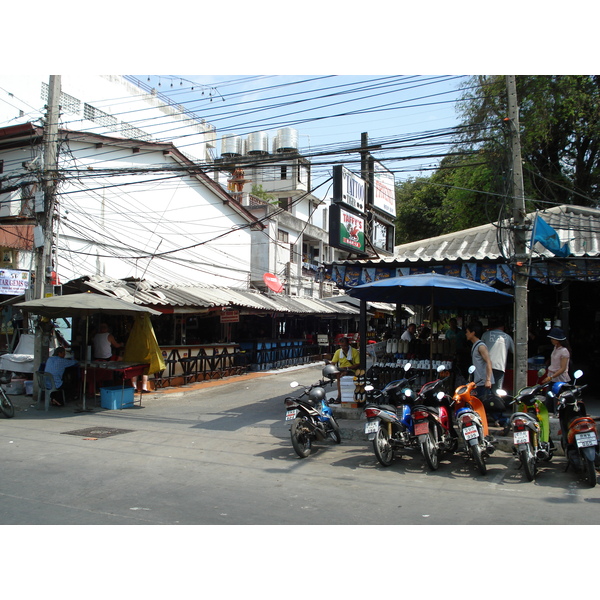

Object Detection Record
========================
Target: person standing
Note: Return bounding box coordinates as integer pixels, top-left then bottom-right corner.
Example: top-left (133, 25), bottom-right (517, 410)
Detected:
top-left (466, 321), bottom-right (506, 426)
top-left (541, 327), bottom-right (571, 385)
top-left (481, 320), bottom-right (514, 391)
top-left (329, 336), bottom-right (360, 403)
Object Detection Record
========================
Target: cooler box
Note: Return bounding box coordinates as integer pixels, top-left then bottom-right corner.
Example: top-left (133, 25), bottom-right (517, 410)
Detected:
top-left (100, 386), bottom-right (135, 410)
top-left (25, 380), bottom-right (33, 396)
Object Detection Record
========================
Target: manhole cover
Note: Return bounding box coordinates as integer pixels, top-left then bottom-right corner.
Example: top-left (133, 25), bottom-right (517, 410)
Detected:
top-left (61, 427), bottom-right (134, 438)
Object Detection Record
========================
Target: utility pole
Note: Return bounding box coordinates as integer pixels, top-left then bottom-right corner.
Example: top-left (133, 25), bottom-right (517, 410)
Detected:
top-left (33, 75), bottom-right (61, 372)
top-left (506, 76), bottom-right (528, 392)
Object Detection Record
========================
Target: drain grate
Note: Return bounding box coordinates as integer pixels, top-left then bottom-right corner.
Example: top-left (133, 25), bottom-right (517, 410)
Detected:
top-left (61, 426), bottom-right (134, 438)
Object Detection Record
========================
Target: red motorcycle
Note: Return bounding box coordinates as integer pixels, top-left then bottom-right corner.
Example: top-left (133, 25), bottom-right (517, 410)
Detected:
top-left (408, 365), bottom-right (457, 471)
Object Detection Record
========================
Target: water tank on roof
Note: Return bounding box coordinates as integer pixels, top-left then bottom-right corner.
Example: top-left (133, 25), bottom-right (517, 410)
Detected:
top-left (274, 127), bottom-right (298, 153)
top-left (221, 134), bottom-right (242, 157)
top-left (247, 131), bottom-right (269, 155)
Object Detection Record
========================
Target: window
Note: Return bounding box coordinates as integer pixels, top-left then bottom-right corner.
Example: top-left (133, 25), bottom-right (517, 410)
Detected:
top-left (279, 197), bottom-right (292, 211)
top-left (277, 229), bottom-right (289, 243)
top-left (281, 166), bottom-right (288, 180)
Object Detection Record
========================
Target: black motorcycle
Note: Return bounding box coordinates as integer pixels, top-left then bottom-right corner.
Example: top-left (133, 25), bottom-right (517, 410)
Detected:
top-left (284, 365), bottom-right (341, 458)
top-left (554, 370), bottom-right (599, 487)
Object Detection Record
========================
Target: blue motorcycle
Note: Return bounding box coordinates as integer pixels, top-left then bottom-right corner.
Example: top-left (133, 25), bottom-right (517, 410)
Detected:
top-left (284, 365), bottom-right (341, 458)
top-left (363, 363), bottom-right (419, 466)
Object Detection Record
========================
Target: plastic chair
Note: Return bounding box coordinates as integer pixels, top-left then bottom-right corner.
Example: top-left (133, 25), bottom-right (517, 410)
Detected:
top-left (35, 371), bottom-right (66, 411)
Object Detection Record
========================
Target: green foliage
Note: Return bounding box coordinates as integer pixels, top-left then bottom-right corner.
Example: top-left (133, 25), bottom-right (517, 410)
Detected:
top-left (251, 184), bottom-right (276, 202)
top-left (394, 76), bottom-right (600, 245)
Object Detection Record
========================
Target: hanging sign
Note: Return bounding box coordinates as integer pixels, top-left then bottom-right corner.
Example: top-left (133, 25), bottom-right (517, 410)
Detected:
top-left (220, 309), bottom-right (240, 323)
top-left (263, 272), bottom-right (284, 293)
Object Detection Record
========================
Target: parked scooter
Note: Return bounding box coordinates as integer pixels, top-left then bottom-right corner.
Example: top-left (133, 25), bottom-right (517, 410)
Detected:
top-left (363, 363), bottom-right (419, 466)
top-left (407, 365), bottom-right (457, 471)
top-left (451, 366), bottom-right (495, 475)
top-left (497, 369), bottom-right (555, 481)
top-left (284, 365), bottom-right (341, 458)
top-left (554, 370), bottom-right (599, 487)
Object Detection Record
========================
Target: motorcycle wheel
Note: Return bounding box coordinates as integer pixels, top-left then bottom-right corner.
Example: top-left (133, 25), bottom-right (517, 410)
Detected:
top-left (0, 388), bottom-right (14, 418)
top-left (328, 416), bottom-right (341, 444)
top-left (373, 425), bottom-right (394, 467)
top-left (519, 445), bottom-right (536, 481)
top-left (422, 429), bottom-right (439, 471)
top-left (290, 418), bottom-right (312, 458)
top-left (471, 444), bottom-right (487, 475)
top-left (585, 457), bottom-right (597, 488)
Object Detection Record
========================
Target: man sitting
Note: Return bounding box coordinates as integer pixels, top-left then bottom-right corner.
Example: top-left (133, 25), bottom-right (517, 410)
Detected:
top-left (44, 347), bottom-right (79, 406)
top-left (330, 337), bottom-right (360, 403)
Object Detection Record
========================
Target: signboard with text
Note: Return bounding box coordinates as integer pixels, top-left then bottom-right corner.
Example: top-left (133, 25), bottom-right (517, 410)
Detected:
top-left (328, 203), bottom-right (367, 255)
top-left (370, 160), bottom-right (396, 217)
top-left (0, 269), bottom-right (30, 295)
top-left (332, 165), bottom-right (366, 214)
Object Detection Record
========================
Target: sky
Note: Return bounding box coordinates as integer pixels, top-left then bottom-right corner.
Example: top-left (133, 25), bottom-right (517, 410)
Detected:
top-left (135, 74), bottom-right (471, 194)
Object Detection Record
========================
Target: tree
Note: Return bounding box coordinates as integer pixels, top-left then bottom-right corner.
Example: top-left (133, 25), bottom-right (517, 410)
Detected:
top-left (457, 75), bottom-right (600, 207)
top-left (394, 76), bottom-right (600, 244)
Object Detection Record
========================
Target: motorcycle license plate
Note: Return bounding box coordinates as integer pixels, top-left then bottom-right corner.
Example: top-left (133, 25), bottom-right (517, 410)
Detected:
top-left (463, 425), bottom-right (479, 441)
top-left (365, 421), bottom-right (379, 434)
top-left (513, 430), bottom-right (529, 445)
top-left (414, 421), bottom-right (429, 436)
top-left (285, 409), bottom-right (298, 421)
top-left (575, 432), bottom-right (598, 448)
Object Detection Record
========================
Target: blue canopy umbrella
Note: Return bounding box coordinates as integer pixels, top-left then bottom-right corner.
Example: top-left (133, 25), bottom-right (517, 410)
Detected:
top-left (347, 273), bottom-right (514, 307)
top-left (347, 273), bottom-right (514, 376)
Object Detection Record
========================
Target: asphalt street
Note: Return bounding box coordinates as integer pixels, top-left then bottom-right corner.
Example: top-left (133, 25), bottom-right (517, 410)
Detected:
top-left (2, 362), bottom-right (600, 528)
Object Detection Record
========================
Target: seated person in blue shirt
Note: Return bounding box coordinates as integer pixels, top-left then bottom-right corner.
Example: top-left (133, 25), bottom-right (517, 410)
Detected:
top-left (44, 347), bottom-right (80, 406)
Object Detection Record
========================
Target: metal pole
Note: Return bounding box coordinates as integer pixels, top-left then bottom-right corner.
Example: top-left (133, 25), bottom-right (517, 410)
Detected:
top-left (506, 76), bottom-right (528, 392)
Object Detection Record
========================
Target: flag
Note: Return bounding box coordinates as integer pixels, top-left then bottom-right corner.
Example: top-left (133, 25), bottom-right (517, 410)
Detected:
top-left (530, 215), bottom-right (570, 257)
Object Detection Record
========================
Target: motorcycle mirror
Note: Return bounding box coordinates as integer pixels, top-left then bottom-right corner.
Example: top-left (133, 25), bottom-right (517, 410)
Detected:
top-left (496, 389), bottom-right (507, 397)
top-left (437, 364), bottom-right (446, 373)
top-left (365, 384), bottom-right (374, 392)
top-left (537, 367), bottom-right (547, 377)
top-left (573, 369), bottom-right (583, 380)
top-left (404, 362), bottom-right (412, 371)
top-left (403, 388), bottom-right (413, 397)
top-left (468, 365), bottom-right (476, 374)
top-left (436, 391), bottom-right (445, 401)
top-left (290, 381), bottom-right (299, 388)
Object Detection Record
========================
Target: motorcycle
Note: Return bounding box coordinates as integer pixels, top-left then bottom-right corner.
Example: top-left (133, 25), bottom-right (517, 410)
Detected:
top-left (407, 365), bottom-right (457, 471)
top-left (284, 365), bottom-right (341, 458)
top-left (497, 369), bottom-right (554, 482)
top-left (451, 366), bottom-right (495, 475)
top-left (554, 370), bottom-right (599, 487)
top-left (363, 363), bottom-right (419, 467)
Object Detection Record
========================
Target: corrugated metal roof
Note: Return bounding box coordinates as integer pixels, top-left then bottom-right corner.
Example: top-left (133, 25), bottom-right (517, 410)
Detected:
top-left (333, 205), bottom-right (600, 267)
top-left (68, 276), bottom-right (359, 316)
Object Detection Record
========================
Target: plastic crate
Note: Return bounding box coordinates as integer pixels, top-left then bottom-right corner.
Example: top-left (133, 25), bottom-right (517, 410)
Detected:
top-left (100, 386), bottom-right (135, 410)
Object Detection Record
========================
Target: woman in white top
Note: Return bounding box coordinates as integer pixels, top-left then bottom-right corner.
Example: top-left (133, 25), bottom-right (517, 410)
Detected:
top-left (541, 327), bottom-right (571, 384)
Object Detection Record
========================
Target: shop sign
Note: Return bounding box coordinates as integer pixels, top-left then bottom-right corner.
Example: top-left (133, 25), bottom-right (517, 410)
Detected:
top-left (333, 165), bottom-right (366, 214)
top-left (371, 161), bottom-right (396, 217)
top-left (220, 309), bottom-right (240, 323)
top-left (0, 269), bottom-right (30, 295)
